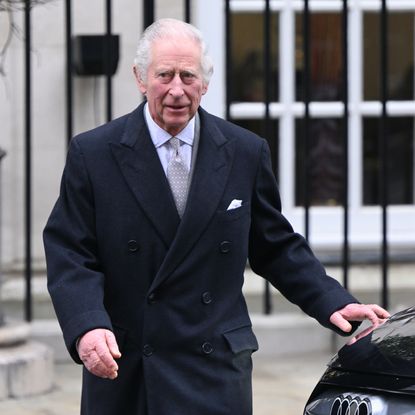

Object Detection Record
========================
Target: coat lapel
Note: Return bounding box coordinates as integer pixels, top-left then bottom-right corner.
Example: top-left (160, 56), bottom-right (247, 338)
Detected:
top-left (109, 104), bottom-right (180, 248)
top-left (150, 109), bottom-right (236, 290)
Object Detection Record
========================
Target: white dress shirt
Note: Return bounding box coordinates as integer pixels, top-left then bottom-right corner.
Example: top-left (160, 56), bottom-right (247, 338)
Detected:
top-left (144, 103), bottom-right (195, 175)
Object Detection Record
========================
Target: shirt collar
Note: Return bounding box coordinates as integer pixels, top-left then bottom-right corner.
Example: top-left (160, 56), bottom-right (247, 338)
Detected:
top-left (144, 103), bottom-right (195, 148)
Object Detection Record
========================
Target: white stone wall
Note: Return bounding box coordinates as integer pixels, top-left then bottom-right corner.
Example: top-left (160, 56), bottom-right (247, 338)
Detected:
top-left (0, 1), bottom-right (192, 271)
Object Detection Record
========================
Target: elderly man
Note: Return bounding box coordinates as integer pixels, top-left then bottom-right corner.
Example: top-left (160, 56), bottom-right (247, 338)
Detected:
top-left (43, 18), bottom-right (389, 415)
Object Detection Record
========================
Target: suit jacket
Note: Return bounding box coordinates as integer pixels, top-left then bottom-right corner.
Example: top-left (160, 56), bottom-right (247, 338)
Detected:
top-left (43, 103), bottom-right (358, 415)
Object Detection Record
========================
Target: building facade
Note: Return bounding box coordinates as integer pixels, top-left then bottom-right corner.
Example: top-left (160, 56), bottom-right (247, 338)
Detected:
top-left (1, 0), bottom-right (414, 277)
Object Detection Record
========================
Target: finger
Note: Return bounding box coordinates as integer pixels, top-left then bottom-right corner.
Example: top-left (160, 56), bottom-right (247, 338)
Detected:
top-left (105, 331), bottom-right (122, 359)
top-left (83, 351), bottom-right (113, 379)
top-left (347, 334), bottom-right (359, 345)
top-left (364, 305), bottom-right (390, 326)
top-left (95, 340), bottom-right (118, 372)
top-left (89, 358), bottom-right (118, 379)
top-left (330, 312), bottom-right (352, 333)
top-left (369, 304), bottom-right (390, 319)
top-left (342, 304), bottom-right (386, 324)
top-left (347, 325), bottom-right (375, 345)
top-left (364, 308), bottom-right (380, 327)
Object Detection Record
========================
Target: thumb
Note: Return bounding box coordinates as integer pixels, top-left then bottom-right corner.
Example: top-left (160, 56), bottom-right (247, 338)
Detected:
top-left (330, 312), bottom-right (352, 333)
top-left (105, 331), bottom-right (121, 358)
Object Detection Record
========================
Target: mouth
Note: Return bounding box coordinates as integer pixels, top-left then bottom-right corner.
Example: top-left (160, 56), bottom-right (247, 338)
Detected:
top-left (165, 104), bottom-right (188, 112)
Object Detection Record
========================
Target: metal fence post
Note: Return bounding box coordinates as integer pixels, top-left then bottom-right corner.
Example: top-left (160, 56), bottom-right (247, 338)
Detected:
top-left (0, 148), bottom-right (6, 327)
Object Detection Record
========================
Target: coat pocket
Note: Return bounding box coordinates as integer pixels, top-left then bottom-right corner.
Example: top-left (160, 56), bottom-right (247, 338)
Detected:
top-left (222, 325), bottom-right (259, 354)
top-left (216, 202), bottom-right (251, 223)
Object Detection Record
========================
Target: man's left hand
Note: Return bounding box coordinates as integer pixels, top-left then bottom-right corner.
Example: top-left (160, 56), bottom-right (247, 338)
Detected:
top-left (330, 303), bottom-right (390, 334)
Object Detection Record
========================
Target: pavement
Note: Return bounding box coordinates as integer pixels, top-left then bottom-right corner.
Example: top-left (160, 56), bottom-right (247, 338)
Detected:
top-left (0, 350), bottom-right (332, 415)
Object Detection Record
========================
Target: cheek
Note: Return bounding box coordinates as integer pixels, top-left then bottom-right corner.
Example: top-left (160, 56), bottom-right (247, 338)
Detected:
top-left (189, 87), bottom-right (205, 103)
top-left (148, 84), bottom-right (167, 99)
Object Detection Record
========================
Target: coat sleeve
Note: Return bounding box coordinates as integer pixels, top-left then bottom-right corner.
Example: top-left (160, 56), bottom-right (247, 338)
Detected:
top-left (43, 137), bottom-right (112, 363)
top-left (248, 140), bottom-right (359, 335)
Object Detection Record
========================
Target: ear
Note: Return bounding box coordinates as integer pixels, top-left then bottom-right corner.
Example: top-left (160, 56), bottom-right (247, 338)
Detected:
top-left (133, 66), bottom-right (147, 95)
top-left (202, 82), bottom-right (209, 96)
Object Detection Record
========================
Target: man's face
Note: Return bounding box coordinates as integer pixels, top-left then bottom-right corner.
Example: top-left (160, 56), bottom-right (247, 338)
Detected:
top-left (135, 37), bottom-right (209, 136)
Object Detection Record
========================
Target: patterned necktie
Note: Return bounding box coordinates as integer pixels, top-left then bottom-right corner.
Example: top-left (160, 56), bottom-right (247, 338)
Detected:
top-left (167, 137), bottom-right (189, 217)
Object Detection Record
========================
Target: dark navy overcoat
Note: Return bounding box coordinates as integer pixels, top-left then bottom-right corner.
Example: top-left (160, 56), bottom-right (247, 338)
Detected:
top-left (43, 103), bottom-right (357, 415)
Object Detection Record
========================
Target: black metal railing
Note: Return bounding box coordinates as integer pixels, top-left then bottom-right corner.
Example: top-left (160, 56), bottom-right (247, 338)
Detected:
top-left (18, 0), bottom-right (395, 321)
top-left (379, 0), bottom-right (389, 309)
top-left (0, 148), bottom-right (6, 327)
top-left (341, 0), bottom-right (350, 294)
top-left (24, 0), bottom-right (32, 322)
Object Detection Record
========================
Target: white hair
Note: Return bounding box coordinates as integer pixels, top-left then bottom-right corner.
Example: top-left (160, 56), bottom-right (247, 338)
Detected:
top-left (134, 18), bottom-right (214, 84)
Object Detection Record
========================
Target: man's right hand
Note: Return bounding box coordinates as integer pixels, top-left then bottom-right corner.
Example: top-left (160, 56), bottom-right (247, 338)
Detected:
top-left (78, 328), bottom-right (121, 379)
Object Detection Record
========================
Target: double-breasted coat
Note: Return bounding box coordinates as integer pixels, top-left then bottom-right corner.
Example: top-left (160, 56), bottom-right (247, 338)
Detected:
top-left (43, 103), bottom-right (358, 415)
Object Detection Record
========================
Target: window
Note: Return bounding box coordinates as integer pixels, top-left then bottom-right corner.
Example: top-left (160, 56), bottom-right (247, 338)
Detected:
top-left (196, 0), bottom-right (415, 252)
top-left (231, 13), bottom-right (279, 103)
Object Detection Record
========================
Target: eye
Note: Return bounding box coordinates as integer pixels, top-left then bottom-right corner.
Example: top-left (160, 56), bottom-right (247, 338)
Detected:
top-left (157, 71), bottom-right (173, 82)
top-left (180, 71), bottom-right (196, 84)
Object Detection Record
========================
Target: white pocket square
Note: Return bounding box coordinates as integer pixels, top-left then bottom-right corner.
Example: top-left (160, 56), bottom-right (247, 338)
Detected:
top-left (227, 199), bottom-right (243, 211)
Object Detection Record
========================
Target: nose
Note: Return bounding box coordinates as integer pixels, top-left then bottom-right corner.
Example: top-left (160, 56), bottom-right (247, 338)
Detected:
top-left (169, 74), bottom-right (185, 98)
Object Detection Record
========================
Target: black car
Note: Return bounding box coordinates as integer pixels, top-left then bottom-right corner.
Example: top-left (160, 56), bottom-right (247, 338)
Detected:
top-left (304, 306), bottom-right (415, 415)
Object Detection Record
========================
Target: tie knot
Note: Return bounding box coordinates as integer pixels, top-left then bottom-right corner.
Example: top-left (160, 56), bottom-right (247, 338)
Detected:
top-left (169, 137), bottom-right (181, 151)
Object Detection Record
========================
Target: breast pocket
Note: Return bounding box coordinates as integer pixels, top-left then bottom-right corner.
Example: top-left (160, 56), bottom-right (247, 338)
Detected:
top-left (216, 203), bottom-right (251, 223)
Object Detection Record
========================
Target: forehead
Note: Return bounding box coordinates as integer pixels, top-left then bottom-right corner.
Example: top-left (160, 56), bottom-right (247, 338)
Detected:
top-left (149, 37), bottom-right (202, 69)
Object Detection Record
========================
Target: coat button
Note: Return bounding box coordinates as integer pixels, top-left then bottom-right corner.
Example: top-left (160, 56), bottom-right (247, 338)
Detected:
top-left (128, 240), bottom-right (139, 252)
top-left (219, 241), bottom-right (231, 253)
top-left (201, 342), bottom-right (214, 354)
top-left (143, 344), bottom-right (154, 357)
top-left (147, 292), bottom-right (156, 304)
top-left (201, 292), bottom-right (212, 305)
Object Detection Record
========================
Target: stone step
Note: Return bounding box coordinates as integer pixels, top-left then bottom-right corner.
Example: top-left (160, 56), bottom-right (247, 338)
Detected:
top-left (0, 339), bottom-right (54, 399)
